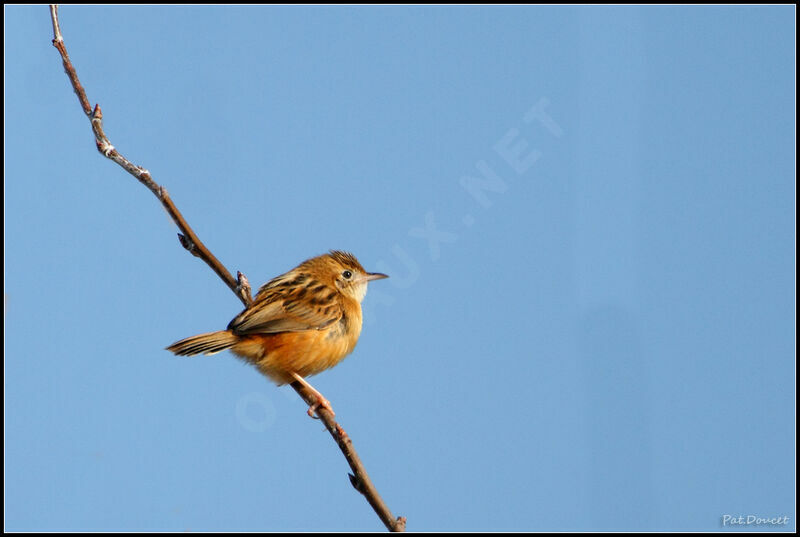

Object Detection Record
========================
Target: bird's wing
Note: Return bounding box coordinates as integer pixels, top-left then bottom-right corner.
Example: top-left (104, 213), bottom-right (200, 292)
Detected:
top-left (228, 276), bottom-right (341, 335)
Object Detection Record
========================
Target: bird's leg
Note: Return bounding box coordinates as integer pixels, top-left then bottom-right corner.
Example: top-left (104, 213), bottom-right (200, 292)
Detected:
top-left (291, 372), bottom-right (335, 419)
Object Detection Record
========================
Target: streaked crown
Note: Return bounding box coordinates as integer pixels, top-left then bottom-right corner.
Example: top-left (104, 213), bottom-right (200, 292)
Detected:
top-left (298, 250), bottom-right (386, 303)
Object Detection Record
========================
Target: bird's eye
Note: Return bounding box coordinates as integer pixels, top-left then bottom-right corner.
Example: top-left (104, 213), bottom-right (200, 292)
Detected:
top-left (342, 270), bottom-right (353, 279)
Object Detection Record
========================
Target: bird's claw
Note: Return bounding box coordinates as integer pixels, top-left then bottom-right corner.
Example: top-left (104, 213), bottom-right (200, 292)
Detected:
top-left (307, 395), bottom-right (335, 419)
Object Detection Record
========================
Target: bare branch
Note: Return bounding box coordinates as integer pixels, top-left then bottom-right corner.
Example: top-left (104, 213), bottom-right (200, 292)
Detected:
top-left (291, 381), bottom-right (407, 531)
top-left (48, 5), bottom-right (404, 532)
top-left (49, 5), bottom-right (63, 44)
top-left (49, 7), bottom-right (247, 306)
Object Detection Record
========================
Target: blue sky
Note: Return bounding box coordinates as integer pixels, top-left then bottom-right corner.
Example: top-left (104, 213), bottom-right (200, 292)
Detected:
top-left (4, 5), bottom-right (795, 532)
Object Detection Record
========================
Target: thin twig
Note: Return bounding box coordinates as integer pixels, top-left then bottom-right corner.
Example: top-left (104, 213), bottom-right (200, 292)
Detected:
top-left (50, 6), bottom-right (245, 304)
top-left (48, 5), bottom-right (404, 532)
top-left (291, 384), bottom-right (407, 532)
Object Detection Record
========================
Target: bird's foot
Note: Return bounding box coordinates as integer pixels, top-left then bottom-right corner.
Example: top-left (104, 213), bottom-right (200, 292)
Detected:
top-left (291, 372), bottom-right (336, 419)
top-left (307, 394), bottom-right (335, 419)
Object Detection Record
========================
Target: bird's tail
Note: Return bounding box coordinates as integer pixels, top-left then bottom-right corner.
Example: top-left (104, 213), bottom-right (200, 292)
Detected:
top-left (166, 330), bottom-right (239, 356)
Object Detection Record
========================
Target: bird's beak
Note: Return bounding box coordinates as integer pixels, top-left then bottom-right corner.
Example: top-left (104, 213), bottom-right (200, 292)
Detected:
top-left (365, 272), bottom-right (389, 282)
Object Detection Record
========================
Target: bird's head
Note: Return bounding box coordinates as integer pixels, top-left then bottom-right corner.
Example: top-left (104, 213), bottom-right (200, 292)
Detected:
top-left (303, 250), bottom-right (388, 303)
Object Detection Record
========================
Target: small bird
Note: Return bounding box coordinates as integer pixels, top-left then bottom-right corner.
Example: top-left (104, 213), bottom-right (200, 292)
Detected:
top-left (166, 251), bottom-right (388, 417)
